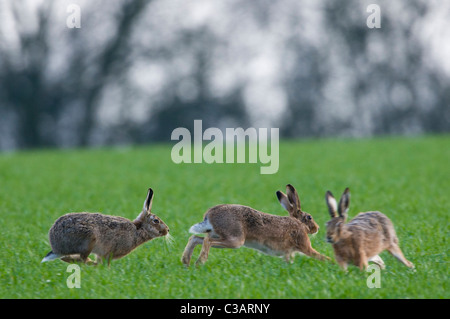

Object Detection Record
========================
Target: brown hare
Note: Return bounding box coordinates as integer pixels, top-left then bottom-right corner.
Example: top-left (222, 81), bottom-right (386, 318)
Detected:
top-left (42, 188), bottom-right (170, 265)
top-left (325, 187), bottom-right (414, 270)
top-left (182, 184), bottom-right (329, 266)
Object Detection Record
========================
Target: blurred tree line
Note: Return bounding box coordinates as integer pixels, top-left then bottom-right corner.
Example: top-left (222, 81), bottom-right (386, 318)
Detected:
top-left (0, 0), bottom-right (448, 150)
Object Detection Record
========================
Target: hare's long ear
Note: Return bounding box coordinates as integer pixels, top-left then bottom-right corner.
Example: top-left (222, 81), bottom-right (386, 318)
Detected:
top-left (286, 184), bottom-right (301, 210)
top-left (337, 187), bottom-right (350, 220)
top-left (277, 190), bottom-right (293, 212)
top-left (136, 188), bottom-right (154, 222)
top-left (325, 191), bottom-right (338, 218)
top-left (143, 188), bottom-right (154, 213)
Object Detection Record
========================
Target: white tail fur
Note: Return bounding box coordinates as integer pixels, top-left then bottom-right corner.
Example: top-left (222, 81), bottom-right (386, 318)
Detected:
top-left (41, 251), bottom-right (61, 263)
top-left (189, 219), bottom-right (212, 234)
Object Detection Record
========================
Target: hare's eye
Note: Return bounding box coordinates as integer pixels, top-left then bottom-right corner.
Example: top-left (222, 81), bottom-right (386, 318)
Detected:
top-left (153, 219), bottom-right (160, 224)
top-left (307, 215), bottom-right (312, 220)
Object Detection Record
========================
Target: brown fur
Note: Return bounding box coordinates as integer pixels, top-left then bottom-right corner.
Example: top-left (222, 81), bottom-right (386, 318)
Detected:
top-left (182, 184), bottom-right (329, 266)
top-left (325, 188), bottom-right (414, 270)
top-left (42, 188), bottom-right (169, 265)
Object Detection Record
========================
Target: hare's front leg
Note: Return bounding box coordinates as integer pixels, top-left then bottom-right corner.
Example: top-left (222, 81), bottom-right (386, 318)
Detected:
top-left (99, 253), bottom-right (114, 267)
top-left (355, 250), bottom-right (369, 270)
top-left (284, 252), bottom-right (296, 263)
top-left (182, 235), bottom-right (204, 266)
top-left (337, 259), bottom-right (348, 271)
top-left (297, 239), bottom-right (330, 262)
top-left (302, 246), bottom-right (330, 261)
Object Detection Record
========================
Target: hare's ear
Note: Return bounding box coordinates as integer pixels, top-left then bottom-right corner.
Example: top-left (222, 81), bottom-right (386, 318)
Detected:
top-left (136, 188), bottom-right (154, 222)
top-left (143, 188), bottom-right (154, 213)
top-left (325, 191), bottom-right (338, 218)
top-left (277, 190), bottom-right (293, 212)
top-left (338, 187), bottom-right (350, 220)
top-left (286, 184), bottom-right (301, 210)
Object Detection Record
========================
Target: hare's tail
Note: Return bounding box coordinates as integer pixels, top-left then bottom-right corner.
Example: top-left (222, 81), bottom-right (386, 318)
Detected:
top-left (41, 251), bottom-right (61, 263)
top-left (189, 218), bottom-right (213, 234)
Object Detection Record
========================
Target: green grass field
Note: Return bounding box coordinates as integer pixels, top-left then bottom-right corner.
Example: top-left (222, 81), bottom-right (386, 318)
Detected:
top-left (0, 136), bottom-right (448, 299)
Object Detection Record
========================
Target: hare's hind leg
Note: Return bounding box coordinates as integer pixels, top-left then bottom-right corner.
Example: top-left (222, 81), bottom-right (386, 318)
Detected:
top-left (60, 254), bottom-right (95, 264)
top-left (195, 235), bottom-right (244, 266)
top-left (388, 242), bottom-right (414, 268)
top-left (182, 235), bottom-right (204, 266)
top-left (61, 239), bottom-right (96, 265)
top-left (368, 255), bottom-right (386, 269)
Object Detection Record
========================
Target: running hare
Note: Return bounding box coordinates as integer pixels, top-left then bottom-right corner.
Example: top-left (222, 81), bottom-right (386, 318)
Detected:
top-left (182, 184), bottom-right (329, 266)
top-left (325, 188), bottom-right (414, 270)
top-left (42, 188), bottom-right (170, 265)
